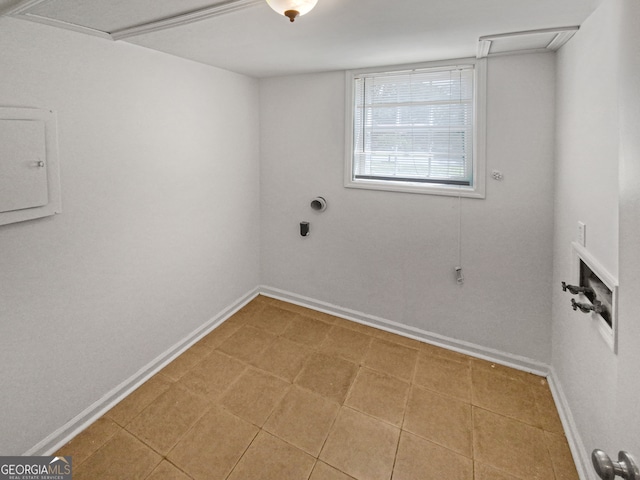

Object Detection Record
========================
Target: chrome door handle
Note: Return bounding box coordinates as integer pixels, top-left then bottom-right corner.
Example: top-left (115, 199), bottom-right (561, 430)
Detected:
top-left (592, 450), bottom-right (640, 480)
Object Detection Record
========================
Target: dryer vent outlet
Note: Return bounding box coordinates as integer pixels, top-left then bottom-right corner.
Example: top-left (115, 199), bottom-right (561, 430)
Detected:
top-left (310, 197), bottom-right (327, 212)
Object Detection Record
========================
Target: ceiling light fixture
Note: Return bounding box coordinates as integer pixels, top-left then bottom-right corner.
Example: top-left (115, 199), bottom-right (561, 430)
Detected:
top-left (266, 0), bottom-right (318, 22)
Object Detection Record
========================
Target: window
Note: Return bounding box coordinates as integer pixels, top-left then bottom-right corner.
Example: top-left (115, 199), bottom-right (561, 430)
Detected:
top-left (345, 59), bottom-right (486, 197)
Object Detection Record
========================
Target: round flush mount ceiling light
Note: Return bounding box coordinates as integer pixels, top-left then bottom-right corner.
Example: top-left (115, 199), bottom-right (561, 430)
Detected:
top-left (266, 0), bottom-right (318, 22)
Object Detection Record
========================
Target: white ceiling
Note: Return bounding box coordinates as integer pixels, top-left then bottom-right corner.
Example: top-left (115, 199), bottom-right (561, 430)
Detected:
top-left (2, 0), bottom-right (602, 78)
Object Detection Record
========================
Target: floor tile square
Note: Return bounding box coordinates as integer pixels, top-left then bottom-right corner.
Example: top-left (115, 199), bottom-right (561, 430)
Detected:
top-left (295, 352), bottom-right (358, 403)
top-left (414, 352), bottom-right (472, 402)
top-left (282, 315), bottom-right (333, 346)
top-left (73, 430), bottom-right (161, 480)
top-left (319, 325), bottom-right (373, 364)
top-left (125, 383), bottom-right (209, 455)
top-left (55, 417), bottom-right (120, 467)
top-left (320, 407), bottom-right (400, 480)
top-left (310, 462), bottom-right (356, 480)
top-left (474, 462), bottom-right (522, 480)
top-left (306, 309), bottom-right (340, 324)
top-left (393, 431), bottom-right (473, 480)
top-left (345, 368), bottom-right (409, 427)
top-left (260, 295), bottom-right (307, 312)
top-left (245, 304), bottom-right (299, 334)
top-left (105, 374), bottom-right (173, 427)
top-left (145, 460), bottom-right (192, 480)
top-left (374, 329), bottom-right (424, 350)
top-left (264, 297), bottom-right (338, 324)
top-left (363, 338), bottom-right (418, 382)
top-left (227, 431), bottom-right (315, 480)
top-left (544, 431), bottom-right (580, 480)
top-left (471, 366), bottom-right (540, 427)
top-left (219, 368), bottom-right (290, 426)
top-left (179, 350), bottom-right (247, 400)
top-left (264, 386), bottom-right (340, 456)
top-left (252, 336), bottom-right (310, 381)
top-left (167, 406), bottom-right (258, 480)
top-left (420, 343), bottom-right (471, 364)
top-left (332, 317), bottom-right (379, 336)
top-left (226, 300), bottom-right (266, 324)
top-left (471, 358), bottom-right (541, 384)
top-left (160, 345), bottom-right (212, 381)
top-left (473, 407), bottom-right (555, 480)
top-left (532, 379), bottom-right (565, 434)
top-left (196, 321), bottom-right (243, 350)
top-left (51, 298), bottom-right (577, 480)
top-left (404, 385), bottom-right (472, 457)
top-left (217, 325), bottom-right (277, 363)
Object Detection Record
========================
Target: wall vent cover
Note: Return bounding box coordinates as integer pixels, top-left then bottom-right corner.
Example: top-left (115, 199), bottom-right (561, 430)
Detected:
top-left (477, 27), bottom-right (579, 58)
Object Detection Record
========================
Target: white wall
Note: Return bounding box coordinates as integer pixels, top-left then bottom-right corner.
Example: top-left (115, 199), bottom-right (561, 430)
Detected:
top-left (9, 4), bottom-right (637, 464)
top-left (0, 18), bottom-right (260, 455)
top-left (260, 53), bottom-right (556, 362)
top-left (614, 0), bottom-right (640, 459)
top-left (553, 0), bottom-right (640, 475)
top-left (552, 0), bottom-right (622, 469)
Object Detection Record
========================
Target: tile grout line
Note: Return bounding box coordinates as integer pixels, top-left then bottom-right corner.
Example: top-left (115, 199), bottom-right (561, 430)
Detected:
top-left (223, 302), bottom-right (341, 480)
top-left (541, 429), bottom-right (561, 480)
top-left (388, 386), bottom-right (409, 480)
top-left (221, 426), bottom-right (261, 480)
top-left (61, 296), bottom-right (576, 480)
top-left (471, 404), bottom-right (476, 475)
top-left (312, 394), bottom-right (349, 473)
top-left (157, 457), bottom-right (196, 480)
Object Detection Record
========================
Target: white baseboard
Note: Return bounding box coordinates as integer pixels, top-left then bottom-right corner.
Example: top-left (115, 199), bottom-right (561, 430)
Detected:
top-left (27, 283), bottom-right (591, 480)
top-left (262, 285), bottom-right (596, 477)
top-left (259, 285), bottom-right (550, 377)
top-left (24, 287), bottom-right (259, 457)
top-left (547, 367), bottom-right (595, 480)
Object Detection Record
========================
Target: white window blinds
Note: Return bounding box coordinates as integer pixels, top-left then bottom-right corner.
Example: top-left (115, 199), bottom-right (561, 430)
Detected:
top-left (352, 65), bottom-right (474, 186)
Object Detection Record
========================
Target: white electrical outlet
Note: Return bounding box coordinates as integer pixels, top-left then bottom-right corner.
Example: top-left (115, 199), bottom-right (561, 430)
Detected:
top-left (577, 221), bottom-right (586, 246)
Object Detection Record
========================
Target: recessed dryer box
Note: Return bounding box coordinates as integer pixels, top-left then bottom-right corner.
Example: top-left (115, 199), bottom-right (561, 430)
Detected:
top-left (571, 242), bottom-right (619, 353)
top-left (0, 107), bottom-right (61, 226)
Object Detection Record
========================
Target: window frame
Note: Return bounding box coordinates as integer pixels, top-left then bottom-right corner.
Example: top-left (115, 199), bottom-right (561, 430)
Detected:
top-left (344, 58), bottom-right (487, 198)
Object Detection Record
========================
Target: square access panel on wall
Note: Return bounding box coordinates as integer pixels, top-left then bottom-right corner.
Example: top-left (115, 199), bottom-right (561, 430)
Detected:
top-left (0, 107), bottom-right (62, 226)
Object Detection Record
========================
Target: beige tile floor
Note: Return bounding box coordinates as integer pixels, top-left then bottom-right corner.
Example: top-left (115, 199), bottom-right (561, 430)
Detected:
top-left (57, 295), bottom-right (579, 480)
